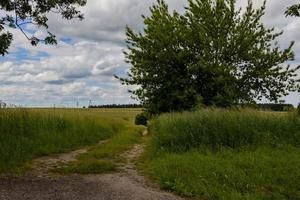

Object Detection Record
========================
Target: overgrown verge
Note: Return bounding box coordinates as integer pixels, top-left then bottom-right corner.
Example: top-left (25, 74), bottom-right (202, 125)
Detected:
top-left (54, 126), bottom-right (144, 174)
top-left (139, 109), bottom-right (300, 199)
top-left (0, 108), bottom-right (136, 174)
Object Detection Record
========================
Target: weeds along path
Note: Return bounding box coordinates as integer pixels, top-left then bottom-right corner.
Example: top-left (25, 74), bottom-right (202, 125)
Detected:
top-left (30, 148), bottom-right (88, 178)
top-left (0, 130), bottom-right (186, 200)
top-left (28, 139), bottom-right (108, 178)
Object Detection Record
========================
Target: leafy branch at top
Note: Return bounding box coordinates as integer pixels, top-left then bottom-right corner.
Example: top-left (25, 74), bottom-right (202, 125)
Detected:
top-left (0, 0), bottom-right (86, 55)
top-left (285, 3), bottom-right (300, 17)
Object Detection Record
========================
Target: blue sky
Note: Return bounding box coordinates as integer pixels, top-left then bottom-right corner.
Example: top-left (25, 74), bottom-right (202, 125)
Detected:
top-left (0, 0), bottom-right (300, 107)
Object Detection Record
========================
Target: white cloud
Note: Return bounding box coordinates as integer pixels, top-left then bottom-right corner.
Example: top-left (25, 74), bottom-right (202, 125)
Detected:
top-left (1, 0), bottom-right (300, 106)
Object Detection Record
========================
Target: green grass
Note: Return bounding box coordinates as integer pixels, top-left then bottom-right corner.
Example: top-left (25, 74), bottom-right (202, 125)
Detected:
top-left (139, 108), bottom-right (300, 200)
top-left (0, 108), bottom-right (141, 174)
top-left (56, 160), bottom-right (117, 174)
top-left (55, 126), bottom-right (144, 174)
top-left (152, 108), bottom-right (300, 152)
top-left (140, 145), bottom-right (300, 199)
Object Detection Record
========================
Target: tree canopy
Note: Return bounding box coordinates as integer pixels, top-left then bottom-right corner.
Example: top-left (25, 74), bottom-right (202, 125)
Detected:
top-left (119, 0), bottom-right (300, 114)
top-left (0, 0), bottom-right (86, 56)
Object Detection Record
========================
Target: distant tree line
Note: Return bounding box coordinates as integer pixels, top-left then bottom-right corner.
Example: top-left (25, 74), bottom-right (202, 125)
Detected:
top-left (87, 104), bottom-right (142, 109)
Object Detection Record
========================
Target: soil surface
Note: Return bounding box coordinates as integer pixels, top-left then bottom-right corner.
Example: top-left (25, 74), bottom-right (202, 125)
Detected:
top-left (0, 140), bottom-right (186, 200)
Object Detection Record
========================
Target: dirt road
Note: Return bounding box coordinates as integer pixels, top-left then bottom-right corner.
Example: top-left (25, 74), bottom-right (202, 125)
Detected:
top-left (0, 144), bottom-right (185, 200)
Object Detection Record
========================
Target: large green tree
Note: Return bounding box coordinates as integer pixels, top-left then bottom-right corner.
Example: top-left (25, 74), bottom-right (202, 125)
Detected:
top-left (0, 0), bottom-right (86, 56)
top-left (119, 0), bottom-right (300, 114)
top-left (120, 1), bottom-right (197, 114)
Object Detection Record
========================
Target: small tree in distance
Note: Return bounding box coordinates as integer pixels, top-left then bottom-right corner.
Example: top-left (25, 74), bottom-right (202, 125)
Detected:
top-left (118, 0), bottom-right (300, 115)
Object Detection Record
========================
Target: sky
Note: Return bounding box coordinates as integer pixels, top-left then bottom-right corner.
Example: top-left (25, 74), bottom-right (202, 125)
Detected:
top-left (0, 0), bottom-right (300, 107)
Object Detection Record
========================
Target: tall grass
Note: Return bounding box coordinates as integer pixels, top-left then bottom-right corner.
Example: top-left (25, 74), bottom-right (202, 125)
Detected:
top-left (141, 146), bottom-right (300, 199)
top-left (139, 108), bottom-right (300, 199)
top-left (0, 108), bottom-right (138, 173)
top-left (152, 108), bottom-right (300, 152)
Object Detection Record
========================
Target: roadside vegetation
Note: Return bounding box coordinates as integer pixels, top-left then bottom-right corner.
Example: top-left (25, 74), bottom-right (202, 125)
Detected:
top-left (152, 109), bottom-right (300, 151)
top-left (0, 108), bottom-right (141, 174)
top-left (55, 125), bottom-right (143, 174)
top-left (139, 108), bottom-right (300, 199)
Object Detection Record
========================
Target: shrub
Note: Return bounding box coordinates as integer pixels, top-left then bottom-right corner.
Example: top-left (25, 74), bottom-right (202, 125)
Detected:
top-left (135, 113), bottom-right (148, 126)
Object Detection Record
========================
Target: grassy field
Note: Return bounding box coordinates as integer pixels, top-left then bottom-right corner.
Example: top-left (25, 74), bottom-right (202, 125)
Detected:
top-left (0, 108), bottom-right (141, 174)
top-left (139, 109), bottom-right (300, 200)
top-left (2, 107), bottom-right (300, 199)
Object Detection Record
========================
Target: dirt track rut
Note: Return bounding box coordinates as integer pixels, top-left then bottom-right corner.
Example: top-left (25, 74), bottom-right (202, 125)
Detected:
top-left (0, 142), bottom-right (186, 200)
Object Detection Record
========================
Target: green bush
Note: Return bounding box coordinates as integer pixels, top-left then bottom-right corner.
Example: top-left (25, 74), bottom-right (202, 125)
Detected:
top-left (135, 113), bottom-right (148, 126)
top-left (152, 109), bottom-right (300, 152)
